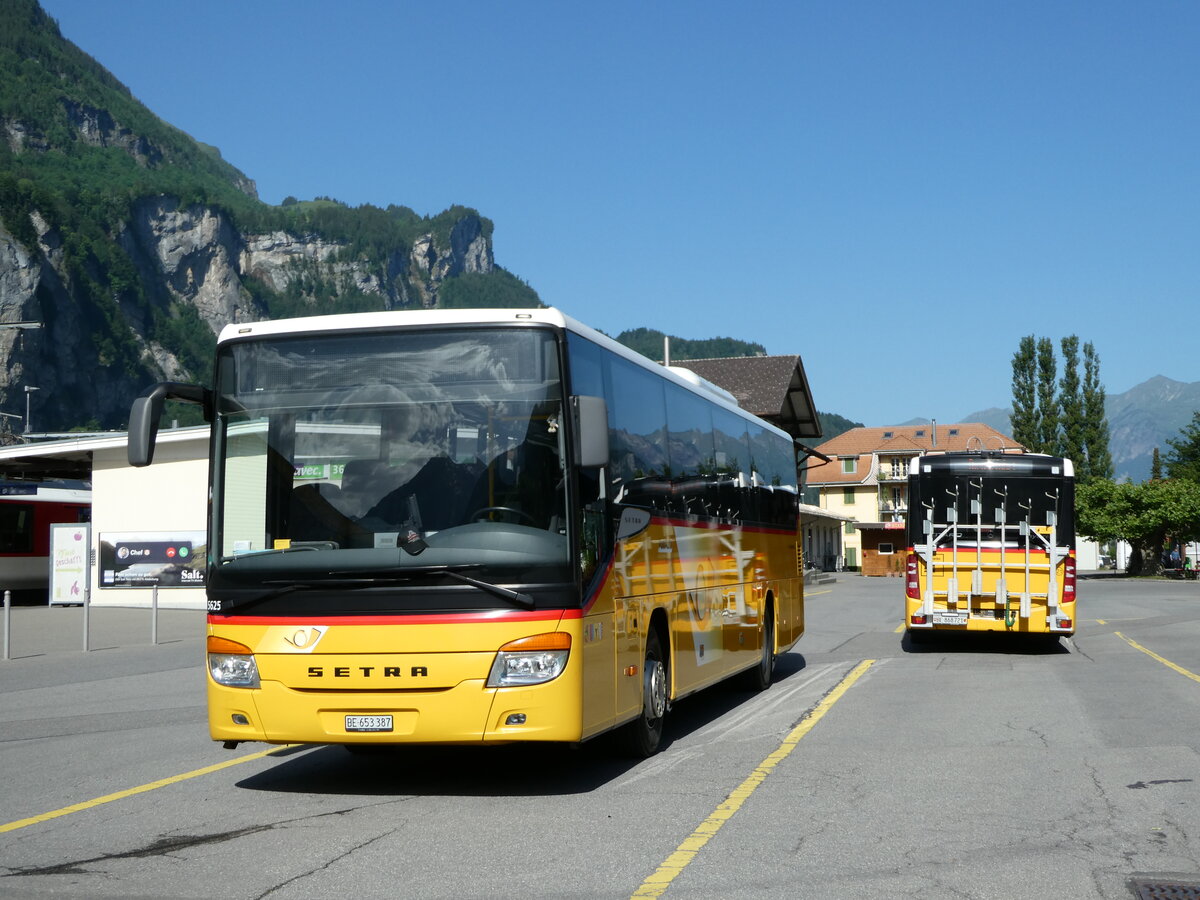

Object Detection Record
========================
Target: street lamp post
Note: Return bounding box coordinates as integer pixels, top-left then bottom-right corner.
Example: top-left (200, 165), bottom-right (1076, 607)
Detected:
top-left (24, 385), bottom-right (40, 434)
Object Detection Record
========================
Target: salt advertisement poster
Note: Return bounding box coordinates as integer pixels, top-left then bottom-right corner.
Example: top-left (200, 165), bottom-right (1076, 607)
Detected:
top-left (50, 523), bottom-right (90, 606)
top-left (98, 531), bottom-right (207, 587)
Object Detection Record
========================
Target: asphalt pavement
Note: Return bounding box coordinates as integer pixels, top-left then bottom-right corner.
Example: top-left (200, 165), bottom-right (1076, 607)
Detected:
top-left (0, 603), bottom-right (206, 662)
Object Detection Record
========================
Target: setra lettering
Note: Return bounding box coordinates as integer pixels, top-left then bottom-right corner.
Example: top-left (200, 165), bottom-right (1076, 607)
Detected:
top-left (304, 665), bottom-right (430, 679)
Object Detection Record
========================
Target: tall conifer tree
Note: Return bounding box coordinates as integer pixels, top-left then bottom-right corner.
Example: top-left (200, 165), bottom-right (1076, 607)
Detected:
top-left (1081, 341), bottom-right (1113, 481)
top-left (1010, 335), bottom-right (1112, 479)
top-left (1010, 336), bottom-right (1038, 450)
top-left (1165, 411), bottom-right (1200, 483)
top-left (1036, 337), bottom-right (1059, 455)
top-left (1059, 336), bottom-right (1084, 467)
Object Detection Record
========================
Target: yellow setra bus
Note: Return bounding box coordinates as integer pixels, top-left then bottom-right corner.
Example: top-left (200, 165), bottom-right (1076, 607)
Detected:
top-left (904, 449), bottom-right (1076, 643)
top-left (128, 308), bottom-right (804, 756)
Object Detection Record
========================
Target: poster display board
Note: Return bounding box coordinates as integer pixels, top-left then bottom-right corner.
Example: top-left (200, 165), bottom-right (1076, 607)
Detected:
top-left (99, 531), bottom-right (207, 588)
top-left (50, 523), bottom-right (91, 606)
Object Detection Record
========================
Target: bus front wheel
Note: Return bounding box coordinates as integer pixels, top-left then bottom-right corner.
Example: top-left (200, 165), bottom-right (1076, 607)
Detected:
top-left (622, 629), bottom-right (668, 757)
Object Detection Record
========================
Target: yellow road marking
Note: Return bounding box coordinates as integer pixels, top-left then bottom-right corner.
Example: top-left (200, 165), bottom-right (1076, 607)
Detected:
top-left (806, 589), bottom-right (833, 597)
top-left (1096, 619), bottom-right (1106, 625)
top-left (1114, 632), bottom-right (1200, 684)
top-left (631, 659), bottom-right (876, 898)
top-left (894, 623), bottom-right (905, 633)
top-left (0, 746), bottom-right (293, 834)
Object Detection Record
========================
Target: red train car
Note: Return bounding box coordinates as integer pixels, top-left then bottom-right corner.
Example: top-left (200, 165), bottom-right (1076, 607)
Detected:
top-left (0, 480), bottom-right (91, 594)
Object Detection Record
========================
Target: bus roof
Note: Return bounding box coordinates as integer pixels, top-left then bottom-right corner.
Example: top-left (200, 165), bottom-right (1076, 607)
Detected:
top-left (911, 450), bottom-right (1075, 478)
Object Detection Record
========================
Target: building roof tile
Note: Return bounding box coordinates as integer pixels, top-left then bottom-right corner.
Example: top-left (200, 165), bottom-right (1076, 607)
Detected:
top-left (806, 423), bottom-right (1023, 486)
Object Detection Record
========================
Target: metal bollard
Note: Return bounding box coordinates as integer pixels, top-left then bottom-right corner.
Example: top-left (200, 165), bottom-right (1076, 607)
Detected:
top-left (151, 585), bottom-right (159, 645)
top-left (3, 590), bottom-right (10, 661)
top-left (82, 582), bottom-right (90, 652)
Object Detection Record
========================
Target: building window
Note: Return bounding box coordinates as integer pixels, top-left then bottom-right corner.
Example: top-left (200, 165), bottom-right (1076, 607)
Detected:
top-left (914, 429), bottom-right (925, 437)
top-left (883, 431), bottom-right (893, 438)
top-left (841, 457), bottom-right (857, 474)
top-left (844, 520), bottom-right (857, 535)
top-left (843, 487), bottom-right (855, 505)
top-left (878, 542), bottom-right (894, 554)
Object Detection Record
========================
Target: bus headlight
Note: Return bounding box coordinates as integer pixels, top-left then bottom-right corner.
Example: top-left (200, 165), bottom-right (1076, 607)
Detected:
top-left (487, 633), bottom-right (570, 687)
top-left (208, 635), bottom-right (260, 689)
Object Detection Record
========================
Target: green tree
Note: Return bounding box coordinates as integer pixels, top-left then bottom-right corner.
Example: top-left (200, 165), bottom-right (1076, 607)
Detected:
top-left (1009, 334), bottom-right (1112, 479)
top-left (1165, 411), bottom-right (1200, 483)
top-left (1010, 336), bottom-right (1038, 449)
top-left (615, 328), bottom-right (766, 362)
top-left (1150, 447), bottom-right (1163, 481)
top-left (1036, 337), bottom-right (1059, 454)
top-left (816, 411), bottom-right (865, 441)
top-left (1077, 477), bottom-right (1200, 576)
top-left (1081, 341), bottom-right (1113, 481)
top-left (1059, 336), bottom-right (1083, 467)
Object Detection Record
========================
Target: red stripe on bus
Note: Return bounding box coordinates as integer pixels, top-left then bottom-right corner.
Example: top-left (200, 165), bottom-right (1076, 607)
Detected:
top-left (209, 608), bottom-right (581, 627)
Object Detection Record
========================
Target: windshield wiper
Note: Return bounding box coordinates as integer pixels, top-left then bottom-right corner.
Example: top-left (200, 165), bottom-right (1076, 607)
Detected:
top-left (325, 565), bottom-right (536, 610)
top-left (210, 579), bottom-right (381, 614)
top-left (431, 570), bottom-right (536, 610)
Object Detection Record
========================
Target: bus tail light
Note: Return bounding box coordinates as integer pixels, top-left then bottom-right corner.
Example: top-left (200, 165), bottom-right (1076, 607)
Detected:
top-left (1063, 557), bottom-right (1076, 602)
top-left (910, 614), bottom-right (928, 626)
top-left (207, 635), bottom-right (260, 689)
top-left (906, 553), bottom-right (920, 600)
top-left (487, 633), bottom-right (571, 687)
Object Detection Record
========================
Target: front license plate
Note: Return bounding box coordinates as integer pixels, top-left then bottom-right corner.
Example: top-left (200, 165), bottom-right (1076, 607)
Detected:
top-left (932, 613), bottom-right (967, 626)
top-left (345, 715), bottom-right (393, 733)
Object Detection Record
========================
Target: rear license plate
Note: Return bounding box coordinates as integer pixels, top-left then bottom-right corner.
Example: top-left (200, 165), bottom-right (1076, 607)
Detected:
top-left (932, 613), bottom-right (967, 626)
top-left (345, 715), bottom-right (393, 733)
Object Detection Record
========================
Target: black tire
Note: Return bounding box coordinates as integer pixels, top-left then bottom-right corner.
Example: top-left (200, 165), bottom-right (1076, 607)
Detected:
top-left (740, 602), bottom-right (775, 692)
top-left (621, 628), bottom-right (668, 757)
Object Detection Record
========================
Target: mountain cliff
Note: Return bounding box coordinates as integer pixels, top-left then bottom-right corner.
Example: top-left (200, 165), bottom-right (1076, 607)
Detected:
top-left (0, 0), bottom-right (538, 433)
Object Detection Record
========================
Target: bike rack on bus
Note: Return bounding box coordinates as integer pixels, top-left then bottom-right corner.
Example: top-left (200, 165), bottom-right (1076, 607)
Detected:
top-left (913, 481), bottom-right (1067, 624)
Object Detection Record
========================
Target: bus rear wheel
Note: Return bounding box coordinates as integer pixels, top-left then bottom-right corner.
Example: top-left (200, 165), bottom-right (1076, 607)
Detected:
top-left (740, 602), bottom-right (775, 691)
top-left (622, 629), bottom-right (668, 757)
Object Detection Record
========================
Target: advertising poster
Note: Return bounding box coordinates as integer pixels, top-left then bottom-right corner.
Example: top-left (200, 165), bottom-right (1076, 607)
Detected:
top-left (99, 531), bottom-right (207, 588)
top-left (50, 523), bottom-right (91, 606)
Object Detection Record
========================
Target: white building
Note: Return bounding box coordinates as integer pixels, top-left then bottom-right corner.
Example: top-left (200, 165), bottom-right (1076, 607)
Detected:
top-left (0, 427), bottom-right (208, 609)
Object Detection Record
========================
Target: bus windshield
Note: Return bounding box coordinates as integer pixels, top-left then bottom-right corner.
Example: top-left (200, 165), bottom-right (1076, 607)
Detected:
top-left (212, 326), bottom-right (569, 586)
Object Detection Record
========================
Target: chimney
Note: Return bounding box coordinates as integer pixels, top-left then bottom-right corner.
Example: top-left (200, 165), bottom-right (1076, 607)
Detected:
top-left (663, 336), bottom-right (671, 366)
top-left (932, 419), bottom-right (937, 447)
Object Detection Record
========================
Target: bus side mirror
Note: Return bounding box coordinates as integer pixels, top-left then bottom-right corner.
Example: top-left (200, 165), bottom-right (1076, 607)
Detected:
top-left (128, 382), bottom-right (211, 467)
top-left (572, 395), bottom-right (609, 468)
top-left (128, 394), bottom-right (160, 467)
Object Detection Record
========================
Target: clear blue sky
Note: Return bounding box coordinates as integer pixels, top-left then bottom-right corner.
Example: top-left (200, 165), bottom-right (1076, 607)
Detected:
top-left (39, 0), bottom-right (1200, 428)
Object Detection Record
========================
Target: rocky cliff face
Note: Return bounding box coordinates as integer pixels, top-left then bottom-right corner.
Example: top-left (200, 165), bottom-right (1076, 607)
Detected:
top-left (0, 0), bottom-right (512, 435)
top-left (0, 199), bottom-right (497, 432)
